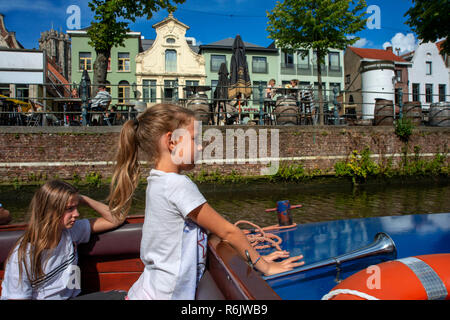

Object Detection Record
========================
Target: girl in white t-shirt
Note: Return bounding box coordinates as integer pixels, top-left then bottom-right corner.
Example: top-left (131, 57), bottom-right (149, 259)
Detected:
top-left (1, 180), bottom-right (125, 300)
top-left (108, 104), bottom-right (304, 300)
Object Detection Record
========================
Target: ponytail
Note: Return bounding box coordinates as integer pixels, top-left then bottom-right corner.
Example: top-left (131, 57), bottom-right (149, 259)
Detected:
top-left (108, 104), bottom-right (196, 220)
top-left (108, 119), bottom-right (140, 219)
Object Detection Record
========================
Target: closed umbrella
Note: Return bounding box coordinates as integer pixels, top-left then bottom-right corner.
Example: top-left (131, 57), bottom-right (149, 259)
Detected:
top-left (79, 69), bottom-right (92, 126)
top-left (214, 62), bottom-right (229, 125)
top-left (228, 35), bottom-right (252, 122)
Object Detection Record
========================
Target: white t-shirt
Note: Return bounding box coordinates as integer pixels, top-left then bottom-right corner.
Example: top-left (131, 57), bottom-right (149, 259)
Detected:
top-left (127, 169), bottom-right (208, 300)
top-left (1, 219), bottom-right (91, 300)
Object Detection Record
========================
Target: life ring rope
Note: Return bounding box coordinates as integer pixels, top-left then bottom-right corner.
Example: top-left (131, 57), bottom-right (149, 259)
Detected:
top-left (322, 289), bottom-right (379, 300)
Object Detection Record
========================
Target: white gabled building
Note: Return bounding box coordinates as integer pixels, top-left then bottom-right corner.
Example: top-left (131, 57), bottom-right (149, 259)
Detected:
top-left (402, 41), bottom-right (450, 109)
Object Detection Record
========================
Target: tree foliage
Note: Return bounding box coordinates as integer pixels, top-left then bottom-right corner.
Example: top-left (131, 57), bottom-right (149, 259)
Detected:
top-left (267, 0), bottom-right (367, 63)
top-left (266, 0), bottom-right (367, 125)
top-left (405, 0), bottom-right (450, 55)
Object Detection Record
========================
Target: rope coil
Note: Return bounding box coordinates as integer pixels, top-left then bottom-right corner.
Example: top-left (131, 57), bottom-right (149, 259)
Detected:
top-left (234, 220), bottom-right (297, 251)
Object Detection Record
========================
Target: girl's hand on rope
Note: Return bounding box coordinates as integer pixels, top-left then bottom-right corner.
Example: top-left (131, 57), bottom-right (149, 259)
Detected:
top-left (264, 255), bottom-right (305, 276)
top-left (262, 250), bottom-right (290, 262)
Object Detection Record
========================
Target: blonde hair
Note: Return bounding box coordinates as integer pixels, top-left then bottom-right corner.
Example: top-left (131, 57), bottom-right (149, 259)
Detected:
top-left (108, 104), bottom-right (195, 219)
top-left (9, 180), bottom-right (79, 285)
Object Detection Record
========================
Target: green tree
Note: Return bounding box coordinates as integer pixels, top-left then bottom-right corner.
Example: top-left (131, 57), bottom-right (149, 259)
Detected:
top-left (267, 0), bottom-right (367, 125)
top-left (87, 0), bottom-right (185, 94)
top-left (405, 0), bottom-right (450, 55)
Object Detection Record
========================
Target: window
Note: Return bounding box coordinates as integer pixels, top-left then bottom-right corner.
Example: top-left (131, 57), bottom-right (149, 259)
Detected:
top-left (211, 55), bottom-right (226, 72)
top-left (426, 61), bottom-right (432, 75)
top-left (165, 50), bottom-right (177, 72)
top-left (282, 50), bottom-right (294, 66)
top-left (211, 80), bottom-right (219, 96)
top-left (328, 52), bottom-right (340, 71)
top-left (185, 80), bottom-right (199, 98)
top-left (166, 38), bottom-right (176, 44)
top-left (425, 84), bottom-right (433, 103)
top-left (79, 52), bottom-right (92, 71)
top-left (439, 84), bottom-right (446, 102)
top-left (345, 74), bottom-right (351, 85)
top-left (0, 83), bottom-right (10, 97)
top-left (143, 80), bottom-right (157, 103)
top-left (118, 53), bottom-right (130, 72)
top-left (395, 69), bottom-right (402, 83)
top-left (164, 80), bottom-right (177, 101)
top-left (105, 80), bottom-right (111, 94)
top-left (15, 84), bottom-right (29, 102)
top-left (252, 57), bottom-right (267, 73)
top-left (118, 80), bottom-right (131, 104)
top-left (297, 50), bottom-right (309, 69)
top-left (412, 83), bottom-right (420, 102)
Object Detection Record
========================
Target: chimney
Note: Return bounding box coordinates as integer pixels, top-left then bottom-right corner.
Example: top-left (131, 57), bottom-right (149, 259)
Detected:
top-left (386, 46), bottom-right (393, 52)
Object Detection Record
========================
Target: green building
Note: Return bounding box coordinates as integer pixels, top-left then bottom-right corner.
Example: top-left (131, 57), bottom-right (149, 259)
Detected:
top-left (277, 47), bottom-right (345, 103)
top-left (67, 29), bottom-right (141, 105)
top-left (198, 38), bottom-right (279, 110)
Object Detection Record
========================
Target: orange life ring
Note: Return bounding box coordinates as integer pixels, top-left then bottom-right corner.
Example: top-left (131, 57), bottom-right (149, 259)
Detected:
top-left (323, 254), bottom-right (450, 300)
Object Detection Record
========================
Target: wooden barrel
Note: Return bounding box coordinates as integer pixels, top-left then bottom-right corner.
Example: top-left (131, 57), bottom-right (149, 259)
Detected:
top-left (274, 95), bottom-right (299, 125)
top-left (187, 93), bottom-right (210, 124)
top-left (403, 101), bottom-right (422, 126)
top-left (429, 102), bottom-right (450, 127)
top-left (374, 99), bottom-right (394, 126)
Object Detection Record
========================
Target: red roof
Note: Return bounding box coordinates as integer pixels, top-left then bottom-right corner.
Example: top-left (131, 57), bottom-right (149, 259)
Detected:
top-left (348, 47), bottom-right (408, 62)
top-left (436, 40), bottom-right (445, 53)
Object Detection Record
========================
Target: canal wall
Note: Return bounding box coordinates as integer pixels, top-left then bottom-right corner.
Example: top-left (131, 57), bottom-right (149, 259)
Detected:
top-left (0, 125), bottom-right (448, 184)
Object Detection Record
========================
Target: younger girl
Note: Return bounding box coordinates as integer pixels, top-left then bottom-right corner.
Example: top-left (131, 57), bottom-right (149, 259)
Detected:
top-left (1, 180), bottom-right (125, 300)
top-left (108, 104), bottom-right (304, 300)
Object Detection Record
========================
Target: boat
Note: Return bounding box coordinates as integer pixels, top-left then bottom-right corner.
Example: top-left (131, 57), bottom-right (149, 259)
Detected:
top-left (1, 212), bottom-right (449, 300)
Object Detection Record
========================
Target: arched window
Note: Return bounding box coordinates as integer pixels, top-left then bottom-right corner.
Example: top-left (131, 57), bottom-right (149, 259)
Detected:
top-left (166, 38), bottom-right (175, 44)
top-left (118, 80), bottom-right (130, 104)
top-left (165, 50), bottom-right (177, 72)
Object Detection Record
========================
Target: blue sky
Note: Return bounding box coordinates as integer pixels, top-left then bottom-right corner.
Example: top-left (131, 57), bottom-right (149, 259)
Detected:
top-left (0, 0), bottom-right (418, 54)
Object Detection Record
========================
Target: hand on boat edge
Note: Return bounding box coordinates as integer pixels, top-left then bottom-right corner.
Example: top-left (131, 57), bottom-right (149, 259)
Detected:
top-left (263, 255), bottom-right (305, 276)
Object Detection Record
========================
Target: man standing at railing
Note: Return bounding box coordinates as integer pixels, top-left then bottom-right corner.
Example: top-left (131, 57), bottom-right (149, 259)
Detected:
top-left (90, 86), bottom-right (112, 125)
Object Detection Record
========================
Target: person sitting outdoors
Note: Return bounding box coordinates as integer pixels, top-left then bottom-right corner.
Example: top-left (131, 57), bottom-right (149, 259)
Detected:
top-left (90, 86), bottom-right (112, 125)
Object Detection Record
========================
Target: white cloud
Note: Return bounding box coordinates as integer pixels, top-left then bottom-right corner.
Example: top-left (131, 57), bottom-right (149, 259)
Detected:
top-left (347, 35), bottom-right (371, 48)
top-left (383, 33), bottom-right (417, 55)
top-left (353, 38), bottom-right (368, 48)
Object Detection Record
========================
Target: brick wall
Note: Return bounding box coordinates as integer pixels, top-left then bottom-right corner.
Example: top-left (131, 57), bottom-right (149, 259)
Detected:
top-left (0, 125), bottom-right (448, 183)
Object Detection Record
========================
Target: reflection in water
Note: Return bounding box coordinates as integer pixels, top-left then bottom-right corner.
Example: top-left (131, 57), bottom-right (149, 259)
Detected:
top-left (1, 178), bottom-right (449, 226)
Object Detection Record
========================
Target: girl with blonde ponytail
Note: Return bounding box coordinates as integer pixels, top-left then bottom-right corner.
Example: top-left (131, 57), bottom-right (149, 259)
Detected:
top-left (110, 104), bottom-right (303, 300)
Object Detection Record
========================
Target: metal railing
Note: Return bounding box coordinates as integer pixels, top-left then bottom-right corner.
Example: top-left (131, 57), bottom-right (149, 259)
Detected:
top-left (0, 82), bottom-right (448, 127)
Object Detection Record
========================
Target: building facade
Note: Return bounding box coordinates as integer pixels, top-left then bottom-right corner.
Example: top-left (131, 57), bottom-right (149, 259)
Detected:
top-left (68, 29), bottom-right (141, 106)
top-left (135, 14), bottom-right (206, 106)
top-left (402, 41), bottom-right (449, 108)
top-left (344, 46), bottom-right (411, 119)
top-left (199, 38), bottom-right (278, 110)
top-left (277, 46), bottom-right (345, 103)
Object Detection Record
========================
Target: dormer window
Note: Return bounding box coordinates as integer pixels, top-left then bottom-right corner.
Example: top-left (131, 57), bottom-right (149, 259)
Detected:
top-left (166, 38), bottom-right (175, 44)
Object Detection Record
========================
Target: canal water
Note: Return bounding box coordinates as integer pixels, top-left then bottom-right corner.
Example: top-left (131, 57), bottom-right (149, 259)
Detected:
top-left (2, 177), bottom-right (449, 226)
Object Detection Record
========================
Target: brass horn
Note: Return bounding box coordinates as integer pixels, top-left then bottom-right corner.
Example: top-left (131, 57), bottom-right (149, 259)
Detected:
top-left (263, 232), bottom-right (397, 281)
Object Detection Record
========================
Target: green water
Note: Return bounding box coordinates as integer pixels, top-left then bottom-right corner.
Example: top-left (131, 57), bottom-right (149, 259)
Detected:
top-left (2, 178), bottom-right (449, 226)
